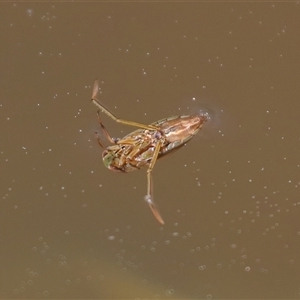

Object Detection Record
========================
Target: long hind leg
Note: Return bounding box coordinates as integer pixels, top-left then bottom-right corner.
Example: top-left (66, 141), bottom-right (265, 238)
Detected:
top-left (91, 80), bottom-right (159, 131)
top-left (144, 141), bottom-right (164, 225)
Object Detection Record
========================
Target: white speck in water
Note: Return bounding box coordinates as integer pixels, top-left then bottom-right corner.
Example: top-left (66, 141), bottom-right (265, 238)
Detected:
top-left (27, 9), bottom-right (33, 17)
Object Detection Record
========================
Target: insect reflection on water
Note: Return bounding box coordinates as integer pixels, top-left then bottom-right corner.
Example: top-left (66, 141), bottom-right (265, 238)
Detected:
top-left (91, 80), bottom-right (208, 225)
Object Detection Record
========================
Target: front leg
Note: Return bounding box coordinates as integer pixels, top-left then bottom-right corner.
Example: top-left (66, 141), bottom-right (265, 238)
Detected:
top-left (96, 110), bottom-right (118, 144)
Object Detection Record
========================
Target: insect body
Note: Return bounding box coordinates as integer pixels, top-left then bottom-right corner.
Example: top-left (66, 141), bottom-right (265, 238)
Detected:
top-left (91, 80), bottom-right (208, 225)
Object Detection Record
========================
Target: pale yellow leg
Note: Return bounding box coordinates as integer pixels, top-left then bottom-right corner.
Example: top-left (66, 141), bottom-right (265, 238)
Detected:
top-left (92, 80), bottom-right (159, 131)
top-left (144, 141), bottom-right (164, 225)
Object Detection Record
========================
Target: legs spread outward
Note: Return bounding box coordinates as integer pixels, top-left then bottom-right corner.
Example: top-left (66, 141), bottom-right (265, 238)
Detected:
top-left (144, 141), bottom-right (164, 225)
top-left (92, 80), bottom-right (164, 225)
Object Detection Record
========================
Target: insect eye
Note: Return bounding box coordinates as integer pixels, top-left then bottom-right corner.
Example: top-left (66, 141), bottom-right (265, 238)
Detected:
top-left (102, 151), bottom-right (114, 168)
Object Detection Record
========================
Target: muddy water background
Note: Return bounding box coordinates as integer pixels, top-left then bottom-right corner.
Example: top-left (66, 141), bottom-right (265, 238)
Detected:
top-left (1, 2), bottom-right (300, 299)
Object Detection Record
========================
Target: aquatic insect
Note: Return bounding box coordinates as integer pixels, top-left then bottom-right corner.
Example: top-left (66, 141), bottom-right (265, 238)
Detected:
top-left (91, 80), bottom-right (208, 225)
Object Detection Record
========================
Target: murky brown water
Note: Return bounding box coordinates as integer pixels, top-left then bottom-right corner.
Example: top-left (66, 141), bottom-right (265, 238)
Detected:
top-left (1, 2), bottom-right (300, 299)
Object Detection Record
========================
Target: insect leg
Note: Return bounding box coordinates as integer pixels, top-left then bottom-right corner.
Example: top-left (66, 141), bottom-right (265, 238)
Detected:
top-left (144, 141), bottom-right (164, 225)
top-left (92, 80), bottom-right (159, 131)
top-left (96, 110), bottom-right (117, 144)
top-left (94, 132), bottom-right (105, 148)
